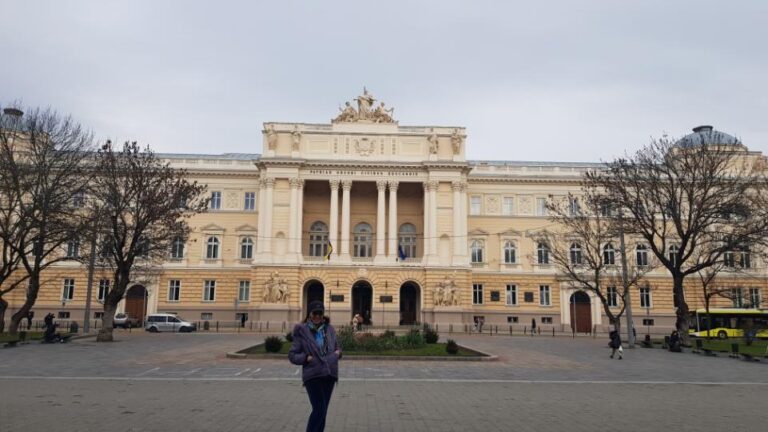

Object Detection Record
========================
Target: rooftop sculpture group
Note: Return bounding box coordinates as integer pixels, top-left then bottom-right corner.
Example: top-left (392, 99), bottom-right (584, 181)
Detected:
top-left (333, 88), bottom-right (396, 124)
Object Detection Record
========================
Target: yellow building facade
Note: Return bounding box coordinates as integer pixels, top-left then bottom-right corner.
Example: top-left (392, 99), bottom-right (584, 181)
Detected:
top-left (6, 91), bottom-right (766, 334)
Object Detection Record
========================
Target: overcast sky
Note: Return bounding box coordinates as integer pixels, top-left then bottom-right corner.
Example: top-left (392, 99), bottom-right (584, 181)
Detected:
top-left (2, 1), bottom-right (767, 162)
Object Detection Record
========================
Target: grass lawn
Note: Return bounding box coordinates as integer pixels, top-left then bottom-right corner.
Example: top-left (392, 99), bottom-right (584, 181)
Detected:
top-left (0, 332), bottom-right (45, 343)
top-left (241, 342), bottom-right (480, 357)
top-left (697, 338), bottom-right (768, 357)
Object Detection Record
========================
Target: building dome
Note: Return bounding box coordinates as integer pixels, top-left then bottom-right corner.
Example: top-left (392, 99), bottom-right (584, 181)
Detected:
top-left (676, 125), bottom-right (741, 148)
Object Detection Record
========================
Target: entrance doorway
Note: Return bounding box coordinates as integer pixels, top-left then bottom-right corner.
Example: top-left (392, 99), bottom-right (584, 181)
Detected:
top-left (352, 281), bottom-right (373, 325)
top-left (569, 291), bottom-right (592, 333)
top-left (125, 285), bottom-right (148, 325)
top-left (399, 282), bottom-right (420, 325)
top-left (303, 280), bottom-right (324, 318)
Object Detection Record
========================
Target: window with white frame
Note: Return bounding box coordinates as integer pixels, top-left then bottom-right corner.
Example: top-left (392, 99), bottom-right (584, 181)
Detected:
top-left (739, 247), bottom-right (751, 268)
top-left (309, 221), bottom-right (329, 257)
top-left (539, 285), bottom-right (551, 306)
top-left (62, 279), bottom-right (75, 301)
top-left (201, 312), bottom-right (213, 320)
top-left (636, 244), bottom-right (649, 267)
top-left (210, 191), bottom-right (221, 210)
top-left (536, 198), bottom-right (547, 216)
top-left (470, 196), bottom-right (482, 215)
top-left (569, 197), bottom-right (581, 216)
top-left (724, 250), bottom-right (735, 267)
top-left (569, 243), bottom-right (582, 265)
top-left (239, 281), bottom-right (251, 302)
top-left (505, 284), bottom-right (517, 306)
top-left (170, 236), bottom-right (185, 259)
top-left (470, 240), bottom-right (484, 263)
top-left (640, 287), bottom-right (651, 308)
top-left (607, 286), bottom-right (618, 307)
top-left (244, 192), bottom-right (256, 211)
top-left (203, 280), bottom-right (216, 302)
top-left (749, 288), bottom-right (761, 308)
top-left (399, 223), bottom-right (417, 259)
top-left (353, 222), bottom-right (373, 257)
top-left (206, 236), bottom-right (220, 259)
top-left (99, 236), bottom-right (112, 260)
top-left (66, 238), bottom-right (80, 259)
top-left (503, 241), bottom-right (516, 264)
top-left (472, 284), bottom-right (484, 305)
top-left (603, 243), bottom-right (615, 265)
top-left (240, 237), bottom-right (254, 260)
top-left (731, 287), bottom-right (744, 308)
top-left (71, 191), bottom-right (85, 208)
top-left (502, 197), bottom-right (514, 216)
top-left (98, 279), bottom-right (109, 303)
top-left (168, 280), bottom-right (181, 302)
top-left (537, 242), bottom-right (550, 264)
top-left (668, 245), bottom-right (679, 267)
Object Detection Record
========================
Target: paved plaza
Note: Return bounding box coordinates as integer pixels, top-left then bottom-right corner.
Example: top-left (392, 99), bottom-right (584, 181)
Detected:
top-left (1, 332), bottom-right (767, 431)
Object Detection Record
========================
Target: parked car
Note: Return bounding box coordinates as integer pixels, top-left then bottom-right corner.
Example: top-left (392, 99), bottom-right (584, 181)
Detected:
top-left (113, 313), bottom-right (140, 329)
top-left (144, 313), bottom-right (196, 333)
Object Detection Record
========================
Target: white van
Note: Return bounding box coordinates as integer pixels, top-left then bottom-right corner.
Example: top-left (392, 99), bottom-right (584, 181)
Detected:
top-left (145, 313), bottom-right (196, 333)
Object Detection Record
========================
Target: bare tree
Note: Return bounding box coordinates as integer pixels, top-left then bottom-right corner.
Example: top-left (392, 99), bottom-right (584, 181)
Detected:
top-left (586, 136), bottom-right (768, 343)
top-left (541, 190), bottom-right (653, 336)
top-left (0, 106), bottom-right (94, 335)
top-left (90, 141), bottom-right (207, 342)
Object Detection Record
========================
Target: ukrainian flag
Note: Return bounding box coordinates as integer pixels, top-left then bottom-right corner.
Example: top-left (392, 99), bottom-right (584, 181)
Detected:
top-left (324, 241), bottom-right (333, 261)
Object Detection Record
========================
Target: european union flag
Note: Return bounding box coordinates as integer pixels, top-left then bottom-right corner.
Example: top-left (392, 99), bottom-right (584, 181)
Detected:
top-left (398, 245), bottom-right (407, 261)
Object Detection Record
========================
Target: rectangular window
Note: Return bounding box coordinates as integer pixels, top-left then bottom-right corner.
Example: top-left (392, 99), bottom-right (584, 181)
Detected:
top-left (505, 284), bottom-right (517, 306)
top-left (210, 191), bottom-right (221, 210)
top-left (607, 286), bottom-right (618, 307)
top-left (239, 281), bottom-right (251, 302)
top-left (98, 279), bottom-right (109, 303)
top-left (539, 285), bottom-right (551, 306)
top-left (642, 318), bottom-right (654, 326)
top-left (94, 312), bottom-right (104, 319)
top-left (66, 239), bottom-right (80, 259)
top-left (72, 191), bottom-right (85, 208)
top-left (472, 284), bottom-right (484, 305)
top-left (731, 287), bottom-right (743, 308)
top-left (536, 198), bottom-right (548, 216)
top-left (749, 288), bottom-right (761, 308)
top-left (244, 192), bottom-right (256, 211)
top-left (203, 280), bottom-right (216, 302)
top-left (168, 280), bottom-right (181, 302)
top-left (58, 311), bottom-right (70, 319)
top-left (470, 196), bottom-right (482, 215)
top-left (201, 312), bottom-right (213, 321)
top-left (502, 197), bottom-right (514, 216)
top-left (640, 287), bottom-right (652, 308)
top-left (569, 197), bottom-right (581, 216)
top-left (507, 316), bottom-right (518, 323)
top-left (541, 317), bottom-right (553, 324)
top-left (62, 279), bottom-right (75, 301)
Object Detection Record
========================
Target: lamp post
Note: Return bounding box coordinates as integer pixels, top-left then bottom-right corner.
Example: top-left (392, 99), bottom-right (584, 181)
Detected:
top-left (617, 209), bottom-right (636, 348)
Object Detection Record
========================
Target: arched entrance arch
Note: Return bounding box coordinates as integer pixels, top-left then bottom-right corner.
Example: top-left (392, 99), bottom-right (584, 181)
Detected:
top-left (125, 285), bottom-right (148, 325)
top-left (570, 291), bottom-right (592, 333)
top-left (302, 280), bottom-right (325, 318)
top-left (399, 282), bottom-right (421, 325)
top-left (352, 280), bottom-right (373, 325)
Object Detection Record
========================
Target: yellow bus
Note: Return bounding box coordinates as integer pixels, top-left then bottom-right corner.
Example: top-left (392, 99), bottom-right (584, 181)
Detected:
top-left (689, 308), bottom-right (768, 339)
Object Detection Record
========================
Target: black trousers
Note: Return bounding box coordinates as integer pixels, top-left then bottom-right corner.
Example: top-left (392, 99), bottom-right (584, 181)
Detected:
top-left (304, 376), bottom-right (336, 432)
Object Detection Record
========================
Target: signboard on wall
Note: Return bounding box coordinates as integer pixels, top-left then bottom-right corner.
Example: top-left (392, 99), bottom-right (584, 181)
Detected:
top-left (330, 295), bottom-right (345, 302)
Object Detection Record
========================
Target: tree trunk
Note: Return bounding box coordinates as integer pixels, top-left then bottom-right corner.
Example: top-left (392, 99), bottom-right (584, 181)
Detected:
top-left (8, 274), bottom-right (39, 336)
top-left (0, 296), bottom-right (7, 333)
top-left (97, 302), bottom-right (117, 342)
top-left (673, 274), bottom-right (690, 345)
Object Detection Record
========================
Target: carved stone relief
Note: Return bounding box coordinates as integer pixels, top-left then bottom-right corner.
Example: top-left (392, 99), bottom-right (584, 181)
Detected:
top-left (263, 271), bottom-right (289, 303)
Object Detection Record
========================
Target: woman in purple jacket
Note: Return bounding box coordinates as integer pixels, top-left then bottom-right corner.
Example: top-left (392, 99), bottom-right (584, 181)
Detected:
top-left (289, 301), bottom-right (342, 432)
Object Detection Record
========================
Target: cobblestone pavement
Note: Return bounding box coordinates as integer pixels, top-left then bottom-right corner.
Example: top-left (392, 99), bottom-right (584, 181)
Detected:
top-left (1, 332), bottom-right (767, 431)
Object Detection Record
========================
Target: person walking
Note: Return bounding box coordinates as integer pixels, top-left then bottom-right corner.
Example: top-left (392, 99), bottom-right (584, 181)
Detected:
top-left (289, 301), bottom-right (342, 432)
top-left (609, 328), bottom-right (623, 359)
top-left (26, 310), bottom-right (34, 330)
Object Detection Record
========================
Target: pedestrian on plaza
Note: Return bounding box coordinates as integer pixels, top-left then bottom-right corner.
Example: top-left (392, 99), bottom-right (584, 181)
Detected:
top-left (26, 310), bottom-right (34, 330)
top-left (289, 301), bottom-right (341, 432)
top-left (479, 317), bottom-right (485, 333)
top-left (531, 318), bottom-right (537, 336)
top-left (609, 329), bottom-right (623, 359)
top-left (669, 330), bottom-right (681, 353)
top-left (240, 313), bottom-right (246, 328)
top-left (44, 312), bottom-right (54, 330)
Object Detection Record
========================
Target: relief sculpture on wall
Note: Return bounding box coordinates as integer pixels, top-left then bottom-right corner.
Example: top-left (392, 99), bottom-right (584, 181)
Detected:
top-left (433, 274), bottom-right (460, 306)
top-left (264, 271), bottom-right (289, 303)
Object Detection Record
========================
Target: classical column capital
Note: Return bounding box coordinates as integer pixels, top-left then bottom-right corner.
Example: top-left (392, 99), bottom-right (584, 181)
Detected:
top-left (376, 180), bottom-right (388, 192)
top-left (341, 179), bottom-right (353, 191)
top-left (289, 177), bottom-right (302, 188)
top-left (427, 180), bottom-right (439, 190)
top-left (388, 180), bottom-right (399, 191)
top-left (329, 179), bottom-right (340, 191)
top-left (451, 180), bottom-right (463, 192)
top-left (297, 179), bottom-right (305, 189)
top-left (460, 181), bottom-right (468, 192)
top-left (263, 177), bottom-right (276, 188)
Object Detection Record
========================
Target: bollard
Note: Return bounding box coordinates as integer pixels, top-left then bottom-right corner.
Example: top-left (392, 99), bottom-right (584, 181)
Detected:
top-left (282, 322), bottom-right (286, 331)
top-left (524, 326), bottom-right (528, 335)
top-left (694, 338), bottom-right (703, 353)
top-left (449, 324), bottom-right (452, 334)
top-left (731, 343), bottom-right (739, 358)
top-left (267, 321), bottom-right (270, 331)
top-left (552, 327), bottom-right (555, 337)
top-left (216, 321), bottom-right (219, 332)
top-left (250, 321), bottom-right (253, 331)
top-left (509, 325), bottom-right (512, 336)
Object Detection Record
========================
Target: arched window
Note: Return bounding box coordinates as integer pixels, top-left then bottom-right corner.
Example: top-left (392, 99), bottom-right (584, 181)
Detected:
top-left (537, 242), bottom-right (550, 264)
top-left (570, 242), bottom-right (582, 265)
top-left (240, 237), bottom-right (254, 259)
top-left (668, 245), bottom-right (679, 267)
top-left (206, 236), bottom-right (220, 259)
top-left (353, 222), bottom-right (373, 257)
top-left (603, 243), bottom-right (615, 265)
top-left (66, 238), bottom-right (80, 259)
top-left (399, 223), bottom-right (417, 259)
top-left (309, 221), bottom-right (329, 257)
top-left (503, 241), bottom-right (516, 264)
top-left (170, 236), bottom-right (184, 259)
top-left (471, 240), bottom-right (485, 263)
top-left (636, 244), bottom-right (648, 267)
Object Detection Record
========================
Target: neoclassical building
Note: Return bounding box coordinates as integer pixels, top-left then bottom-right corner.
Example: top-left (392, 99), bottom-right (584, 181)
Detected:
top-left (8, 90), bottom-right (767, 333)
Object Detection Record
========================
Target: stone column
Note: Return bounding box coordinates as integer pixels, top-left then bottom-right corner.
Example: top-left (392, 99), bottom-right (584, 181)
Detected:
top-left (296, 179), bottom-right (305, 257)
top-left (288, 178), bottom-right (299, 258)
top-left (256, 178), bottom-right (266, 254)
top-left (262, 178), bottom-right (275, 255)
top-left (375, 180), bottom-right (387, 263)
top-left (329, 180), bottom-right (340, 259)
top-left (429, 180), bottom-right (438, 257)
top-left (340, 180), bottom-right (353, 259)
top-left (422, 181), bottom-right (430, 261)
top-left (452, 181), bottom-right (463, 262)
top-left (459, 182), bottom-right (468, 258)
top-left (388, 180), bottom-right (399, 260)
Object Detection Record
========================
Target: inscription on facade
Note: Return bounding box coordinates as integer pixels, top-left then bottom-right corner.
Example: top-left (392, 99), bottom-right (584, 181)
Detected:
top-left (308, 170), bottom-right (420, 177)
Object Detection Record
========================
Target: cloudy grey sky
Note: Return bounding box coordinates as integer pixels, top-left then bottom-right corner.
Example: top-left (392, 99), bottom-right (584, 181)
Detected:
top-left (2, 1), bottom-right (767, 162)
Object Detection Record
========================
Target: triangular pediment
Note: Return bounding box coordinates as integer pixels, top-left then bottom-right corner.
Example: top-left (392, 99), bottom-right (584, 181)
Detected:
top-left (499, 228), bottom-right (523, 237)
top-left (525, 228), bottom-right (553, 239)
top-left (468, 228), bottom-right (490, 236)
top-left (235, 224), bottom-right (258, 232)
top-left (200, 223), bottom-right (226, 232)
